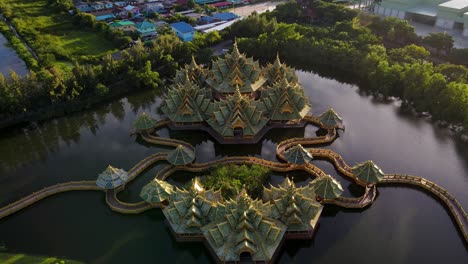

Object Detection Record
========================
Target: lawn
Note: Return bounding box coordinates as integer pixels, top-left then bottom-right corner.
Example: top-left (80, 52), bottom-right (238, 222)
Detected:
top-left (0, 253), bottom-right (84, 264)
top-left (1, 0), bottom-right (118, 62)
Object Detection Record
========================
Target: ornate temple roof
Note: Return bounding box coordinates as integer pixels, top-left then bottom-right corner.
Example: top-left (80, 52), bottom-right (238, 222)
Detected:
top-left (206, 87), bottom-right (269, 137)
top-left (163, 178), bottom-right (223, 235)
top-left (140, 179), bottom-right (174, 203)
top-left (167, 145), bottom-right (195, 165)
top-left (174, 56), bottom-right (206, 86)
top-left (261, 178), bottom-right (323, 232)
top-left (263, 54), bottom-right (298, 85)
top-left (284, 144), bottom-right (313, 164)
top-left (205, 41), bottom-right (265, 94)
top-left (96, 165), bottom-right (129, 189)
top-left (160, 43), bottom-right (313, 142)
top-left (133, 112), bottom-right (157, 131)
top-left (161, 82), bottom-right (212, 123)
top-left (201, 189), bottom-right (287, 263)
top-left (318, 108), bottom-right (343, 128)
top-left (352, 160), bottom-right (385, 184)
top-left (140, 177), bottom-right (328, 263)
top-left (259, 78), bottom-right (311, 121)
top-left (310, 175), bottom-right (343, 200)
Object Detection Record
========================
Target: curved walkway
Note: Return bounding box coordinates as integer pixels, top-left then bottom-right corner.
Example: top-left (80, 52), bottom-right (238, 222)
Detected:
top-left (106, 189), bottom-right (160, 214)
top-left (381, 174), bottom-right (468, 241)
top-left (0, 181), bottom-right (100, 220)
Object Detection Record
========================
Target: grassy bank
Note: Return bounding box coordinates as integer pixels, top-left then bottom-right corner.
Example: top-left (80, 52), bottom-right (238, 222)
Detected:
top-left (0, 0), bottom-right (118, 65)
top-left (0, 20), bottom-right (38, 69)
top-left (0, 253), bottom-right (84, 264)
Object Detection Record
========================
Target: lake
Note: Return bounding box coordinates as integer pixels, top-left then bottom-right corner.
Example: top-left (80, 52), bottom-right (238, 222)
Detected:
top-left (0, 71), bottom-right (466, 263)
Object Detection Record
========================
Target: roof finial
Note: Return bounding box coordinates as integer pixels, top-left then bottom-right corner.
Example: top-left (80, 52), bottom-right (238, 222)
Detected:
top-left (275, 52), bottom-right (281, 66)
top-left (190, 55), bottom-right (198, 67)
top-left (232, 38), bottom-right (241, 58)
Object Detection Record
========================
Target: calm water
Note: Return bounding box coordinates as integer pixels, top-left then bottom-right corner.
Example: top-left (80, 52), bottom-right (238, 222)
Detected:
top-left (0, 33), bottom-right (28, 77)
top-left (0, 71), bottom-right (466, 263)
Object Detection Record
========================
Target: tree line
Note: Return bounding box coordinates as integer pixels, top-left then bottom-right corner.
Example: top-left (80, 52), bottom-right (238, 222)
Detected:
top-left (0, 31), bottom-right (221, 129)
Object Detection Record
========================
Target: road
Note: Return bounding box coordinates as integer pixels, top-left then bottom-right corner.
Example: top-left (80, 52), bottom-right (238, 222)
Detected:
top-left (231, 1), bottom-right (286, 17)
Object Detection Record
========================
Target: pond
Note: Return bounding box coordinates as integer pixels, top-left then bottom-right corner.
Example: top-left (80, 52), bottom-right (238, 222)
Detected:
top-left (0, 71), bottom-right (466, 263)
top-left (0, 33), bottom-right (28, 77)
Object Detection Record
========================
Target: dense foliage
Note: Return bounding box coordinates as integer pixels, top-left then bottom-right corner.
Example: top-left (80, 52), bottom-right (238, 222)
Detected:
top-left (203, 164), bottom-right (271, 199)
top-left (227, 1), bottom-right (468, 130)
top-left (0, 32), bottom-right (220, 128)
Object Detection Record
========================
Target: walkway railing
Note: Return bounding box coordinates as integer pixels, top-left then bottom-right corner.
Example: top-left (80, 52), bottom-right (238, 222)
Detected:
top-left (0, 181), bottom-right (100, 220)
top-left (381, 174), bottom-right (468, 241)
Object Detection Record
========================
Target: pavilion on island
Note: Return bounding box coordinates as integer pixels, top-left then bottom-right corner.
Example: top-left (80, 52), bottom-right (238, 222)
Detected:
top-left (139, 177), bottom-right (327, 263)
top-left (159, 42), bottom-right (313, 144)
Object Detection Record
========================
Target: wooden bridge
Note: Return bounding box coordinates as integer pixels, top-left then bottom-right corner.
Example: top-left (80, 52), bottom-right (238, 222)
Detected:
top-left (381, 174), bottom-right (468, 242)
top-left (0, 115), bottom-right (466, 245)
top-left (0, 181), bottom-right (101, 220)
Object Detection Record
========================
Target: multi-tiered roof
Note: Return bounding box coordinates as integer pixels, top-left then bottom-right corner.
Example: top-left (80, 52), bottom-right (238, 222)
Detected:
top-left (161, 42), bottom-right (312, 142)
top-left (142, 178), bottom-right (328, 263)
top-left (261, 178), bottom-right (323, 235)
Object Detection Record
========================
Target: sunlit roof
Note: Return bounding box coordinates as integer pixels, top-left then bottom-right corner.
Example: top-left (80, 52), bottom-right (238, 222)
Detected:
top-left (439, 0), bottom-right (468, 10)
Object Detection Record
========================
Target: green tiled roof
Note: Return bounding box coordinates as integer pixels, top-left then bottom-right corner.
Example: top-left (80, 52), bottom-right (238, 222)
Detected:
top-left (206, 87), bottom-right (268, 137)
top-left (161, 82), bottom-right (212, 123)
top-left (110, 21), bottom-right (135, 27)
top-left (310, 175), bottom-right (343, 199)
top-left (201, 189), bottom-right (287, 263)
top-left (318, 108), bottom-right (343, 128)
top-left (259, 78), bottom-right (311, 121)
top-left (160, 42), bottom-right (313, 141)
top-left (262, 178), bottom-right (323, 231)
top-left (174, 56), bottom-right (206, 86)
top-left (163, 178), bottom-right (223, 235)
top-left (352, 160), bottom-right (385, 183)
top-left (153, 178), bottom-right (326, 263)
top-left (140, 179), bottom-right (174, 203)
top-left (263, 54), bottom-right (298, 85)
top-left (205, 41), bottom-right (265, 93)
top-left (167, 145), bottom-right (195, 165)
top-left (133, 112), bottom-right (156, 131)
top-left (283, 144), bottom-right (313, 164)
top-left (96, 165), bottom-right (128, 189)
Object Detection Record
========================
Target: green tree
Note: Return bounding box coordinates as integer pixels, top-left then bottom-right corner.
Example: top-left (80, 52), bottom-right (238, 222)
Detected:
top-left (423, 32), bottom-right (454, 56)
top-left (435, 64), bottom-right (468, 83)
top-left (187, 0), bottom-right (196, 9)
top-left (388, 44), bottom-right (430, 64)
top-left (203, 164), bottom-right (270, 199)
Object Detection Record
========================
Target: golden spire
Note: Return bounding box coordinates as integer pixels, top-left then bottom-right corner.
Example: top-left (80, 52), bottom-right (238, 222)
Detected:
top-left (274, 52), bottom-right (282, 67)
top-left (231, 38), bottom-right (241, 59)
top-left (190, 55), bottom-right (198, 68)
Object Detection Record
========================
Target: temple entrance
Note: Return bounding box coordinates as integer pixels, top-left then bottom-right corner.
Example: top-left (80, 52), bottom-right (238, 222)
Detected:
top-left (239, 251), bottom-right (253, 263)
top-left (234, 127), bottom-right (244, 137)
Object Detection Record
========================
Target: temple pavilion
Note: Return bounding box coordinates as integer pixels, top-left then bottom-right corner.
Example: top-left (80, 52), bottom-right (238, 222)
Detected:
top-left (140, 177), bottom-right (326, 263)
top-left (161, 42), bottom-right (312, 143)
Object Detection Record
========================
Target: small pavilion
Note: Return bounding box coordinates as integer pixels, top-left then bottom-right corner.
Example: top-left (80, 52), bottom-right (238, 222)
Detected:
top-left (352, 160), bottom-right (385, 184)
top-left (96, 165), bottom-right (129, 189)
